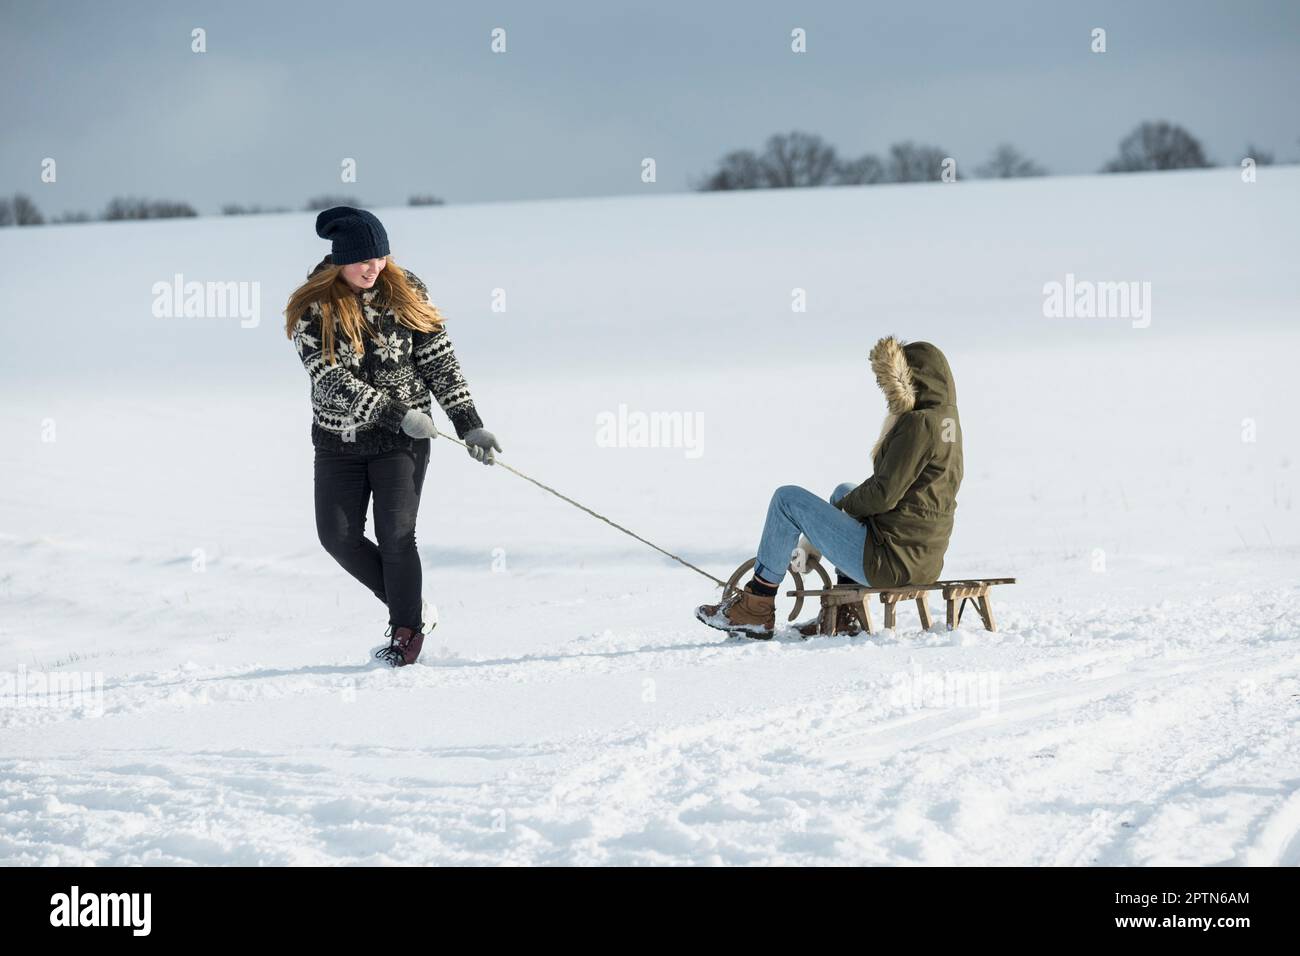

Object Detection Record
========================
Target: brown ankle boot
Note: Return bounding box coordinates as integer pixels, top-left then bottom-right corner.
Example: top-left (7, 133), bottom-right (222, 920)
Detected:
top-left (796, 570), bottom-right (867, 637)
top-left (795, 603), bottom-right (864, 638)
top-left (696, 582), bottom-right (776, 639)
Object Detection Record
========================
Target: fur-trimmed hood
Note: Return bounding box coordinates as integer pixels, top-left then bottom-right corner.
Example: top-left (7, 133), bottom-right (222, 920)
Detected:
top-left (868, 336), bottom-right (957, 459)
top-left (843, 336), bottom-right (963, 587)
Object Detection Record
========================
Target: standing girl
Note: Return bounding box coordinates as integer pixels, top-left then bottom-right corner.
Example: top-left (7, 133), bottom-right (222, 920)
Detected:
top-left (284, 206), bottom-right (501, 666)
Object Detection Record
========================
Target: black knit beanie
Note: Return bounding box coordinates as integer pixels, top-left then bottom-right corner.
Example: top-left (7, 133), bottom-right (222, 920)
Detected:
top-left (315, 206), bottom-right (390, 265)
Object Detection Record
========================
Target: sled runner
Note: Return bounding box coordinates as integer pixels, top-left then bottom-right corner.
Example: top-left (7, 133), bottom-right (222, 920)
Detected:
top-left (722, 557), bottom-right (833, 623)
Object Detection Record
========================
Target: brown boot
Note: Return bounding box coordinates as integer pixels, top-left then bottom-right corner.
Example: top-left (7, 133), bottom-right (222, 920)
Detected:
top-left (375, 625), bottom-right (424, 667)
top-left (696, 582), bottom-right (776, 639)
top-left (795, 603), bottom-right (864, 638)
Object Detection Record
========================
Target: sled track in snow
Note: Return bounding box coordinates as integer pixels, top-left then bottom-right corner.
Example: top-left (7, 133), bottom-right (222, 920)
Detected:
top-left (0, 629), bottom-right (1273, 731)
top-left (2, 636), bottom-right (1296, 865)
top-left (4, 581), bottom-right (1298, 731)
top-left (3, 531), bottom-right (1298, 864)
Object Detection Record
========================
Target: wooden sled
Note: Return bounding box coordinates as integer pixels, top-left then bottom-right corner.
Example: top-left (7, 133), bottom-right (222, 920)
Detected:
top-left (722, 559), bottom-right (1014, 636)
top-left (787, 578), bottom-right (1016, 636)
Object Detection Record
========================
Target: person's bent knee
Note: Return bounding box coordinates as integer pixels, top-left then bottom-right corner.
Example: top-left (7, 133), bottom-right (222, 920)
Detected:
top-left (318, 525), bottom-right (361, 556)
top-left (772, 484), bottom-right (814, 516)
top-left (377, 528), bottom-right (418, 556)
top-left (830, 481), bottom-right (856, 506)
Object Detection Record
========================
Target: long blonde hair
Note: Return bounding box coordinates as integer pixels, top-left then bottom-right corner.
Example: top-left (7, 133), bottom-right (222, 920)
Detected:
top-left (283, 256), bottom-right (444, 365)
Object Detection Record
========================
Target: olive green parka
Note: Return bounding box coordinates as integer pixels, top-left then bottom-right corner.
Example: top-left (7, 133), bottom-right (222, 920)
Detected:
top-left (836, 337), bottom-right (963, 587)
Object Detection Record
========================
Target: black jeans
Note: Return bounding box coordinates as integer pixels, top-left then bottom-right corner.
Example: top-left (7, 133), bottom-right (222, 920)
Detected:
top-left (314, 441), bottom-right (430, 630)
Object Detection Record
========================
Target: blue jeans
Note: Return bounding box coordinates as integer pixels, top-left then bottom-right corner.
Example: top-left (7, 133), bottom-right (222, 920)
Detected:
top-left (754, 482), bottom-right (869, 586)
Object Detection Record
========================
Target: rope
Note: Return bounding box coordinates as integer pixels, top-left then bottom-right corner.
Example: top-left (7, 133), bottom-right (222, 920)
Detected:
top-left (432, 427), bottom-right (728, 588)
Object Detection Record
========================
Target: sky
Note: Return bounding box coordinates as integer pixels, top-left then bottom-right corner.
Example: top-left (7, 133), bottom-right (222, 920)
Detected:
top-left (2, 0), bottom-right (1298, 216)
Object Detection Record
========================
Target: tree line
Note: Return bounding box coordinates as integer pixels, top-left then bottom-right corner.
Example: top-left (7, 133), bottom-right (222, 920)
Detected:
top-left (696, 120), bottom-right (1283, 190)
top-left (0, 192), bottom-right (444, 227)
top-left (0, 119), bottom-right (1290, 225)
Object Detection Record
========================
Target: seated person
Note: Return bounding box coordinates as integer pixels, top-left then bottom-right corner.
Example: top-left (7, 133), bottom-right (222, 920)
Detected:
top-left (697, 336), bottom-right (963, 639)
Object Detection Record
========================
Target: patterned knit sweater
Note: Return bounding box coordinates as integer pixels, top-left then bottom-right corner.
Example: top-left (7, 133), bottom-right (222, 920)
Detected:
top-left (290, 261), bottom-right (483, 455)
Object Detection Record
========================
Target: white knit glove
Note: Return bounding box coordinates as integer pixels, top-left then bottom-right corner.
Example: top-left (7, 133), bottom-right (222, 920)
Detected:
top-left (790, 534), bottom-right (821, 574)
top-left (401, 409), bottom-right (437, 439)
top-left (463, 428), bottom-right (501, 465)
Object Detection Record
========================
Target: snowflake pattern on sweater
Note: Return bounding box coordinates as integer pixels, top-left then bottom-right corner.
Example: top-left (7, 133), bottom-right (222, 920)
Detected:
top-left (291, 265), bottom-right (483, 455)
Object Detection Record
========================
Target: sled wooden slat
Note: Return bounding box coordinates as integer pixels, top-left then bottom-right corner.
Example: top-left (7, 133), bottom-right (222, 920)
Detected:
top-left (859, 596), bottom-right (875, 635)
top-left (916, 595), bottom-right (933, 630)
top-left (785, 577), bottom-right (1015, 598)
top-left (818, 593), bottom-right (875, 635)
top-left (785, 577), bottom-right (1015, 637)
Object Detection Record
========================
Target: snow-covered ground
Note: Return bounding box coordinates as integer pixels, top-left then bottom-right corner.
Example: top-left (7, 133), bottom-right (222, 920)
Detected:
top-left (1, 168), bottom-right (1298, 865)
